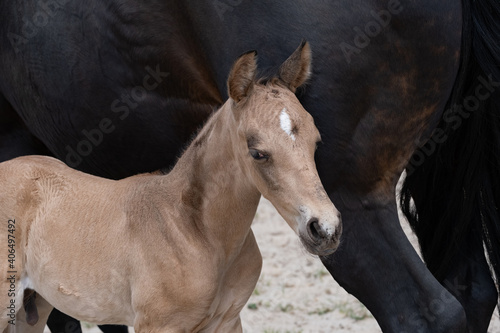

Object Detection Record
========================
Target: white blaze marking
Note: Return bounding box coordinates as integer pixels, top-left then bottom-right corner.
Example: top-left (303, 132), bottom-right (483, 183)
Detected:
top-left (279, 108), bottom-right (295, 141)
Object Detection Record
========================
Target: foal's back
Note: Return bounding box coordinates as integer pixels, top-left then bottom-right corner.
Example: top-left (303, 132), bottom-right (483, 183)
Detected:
top-left (0, 155), bottom-right (176, 258)
top-left (0, 155), bottom-right (123, 226)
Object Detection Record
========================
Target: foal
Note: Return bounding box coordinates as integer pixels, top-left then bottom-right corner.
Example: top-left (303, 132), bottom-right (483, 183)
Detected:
top-left (0, 42), bottom-right (341, 332)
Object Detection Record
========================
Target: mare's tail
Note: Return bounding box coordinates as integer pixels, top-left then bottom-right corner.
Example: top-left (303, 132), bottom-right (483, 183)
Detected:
top-left (400, 0), bottom-right (500, 303)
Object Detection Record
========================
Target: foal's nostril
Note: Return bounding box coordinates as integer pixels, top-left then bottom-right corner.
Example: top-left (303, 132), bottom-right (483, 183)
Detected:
top-left (307, 218), bottom-right (325, 241)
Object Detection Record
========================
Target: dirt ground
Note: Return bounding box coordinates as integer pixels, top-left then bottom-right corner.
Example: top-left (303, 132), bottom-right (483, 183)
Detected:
top-left (51, 197), bottom-right (500, 333)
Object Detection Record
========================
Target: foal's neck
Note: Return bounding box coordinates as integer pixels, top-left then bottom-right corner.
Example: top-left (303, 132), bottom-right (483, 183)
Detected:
top-left (165, 102), bottom-right (260, 255)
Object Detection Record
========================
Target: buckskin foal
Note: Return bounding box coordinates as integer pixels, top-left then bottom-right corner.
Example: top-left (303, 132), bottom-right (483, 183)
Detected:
top-left (0, 42), bottom-right (341, 332)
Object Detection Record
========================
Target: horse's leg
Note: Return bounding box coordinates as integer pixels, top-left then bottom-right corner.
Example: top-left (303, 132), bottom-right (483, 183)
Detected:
top-left (445, 254), bottom-right (497, 333)
top-left (97, 325), bottom-right (129, 333)
top-left (46, 309), bottom-right (82, 333)
top-left (321, 196), bottom-right (467, 333)
top-left (440, 219), bottom-right (497, 333)
top-left (210, 317), bottom-right (242, 333)
top-left (208, 231), bottom-right (261, 333)
top-left (46, 310), bottom-right (129, 333)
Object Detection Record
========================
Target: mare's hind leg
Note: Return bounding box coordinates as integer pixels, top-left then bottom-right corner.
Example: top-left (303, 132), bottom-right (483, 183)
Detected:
top-left (442, 222), bottom-right (497, 333)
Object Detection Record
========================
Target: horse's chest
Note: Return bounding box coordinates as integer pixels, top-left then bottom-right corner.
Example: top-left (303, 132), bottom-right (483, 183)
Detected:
top-left (136, 240), bottom-right (261, 331)
top-left (195, 241), bottom-right (262, 331)
top-left (183, 271), bottom-right (257, 332)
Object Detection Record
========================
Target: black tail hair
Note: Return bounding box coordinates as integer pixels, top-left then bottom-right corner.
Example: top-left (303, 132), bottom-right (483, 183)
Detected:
top-left (400, 0), bottom-right (500, 304)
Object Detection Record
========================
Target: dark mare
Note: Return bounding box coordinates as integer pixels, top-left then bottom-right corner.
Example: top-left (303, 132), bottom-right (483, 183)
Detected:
top-left (1, 0), bottom-right (499, 332)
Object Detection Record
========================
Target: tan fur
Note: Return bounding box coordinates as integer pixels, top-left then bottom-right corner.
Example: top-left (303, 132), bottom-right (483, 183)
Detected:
top-left (0, 42), bottom-right (341, 332)
top-left (227, 51), bottom-right (257, 102)
top-left (278, 41), bottom-right (312, 92)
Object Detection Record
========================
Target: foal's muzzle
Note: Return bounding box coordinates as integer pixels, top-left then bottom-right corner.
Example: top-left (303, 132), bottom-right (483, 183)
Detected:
top-left (300, 213), bottom-right (342, 256)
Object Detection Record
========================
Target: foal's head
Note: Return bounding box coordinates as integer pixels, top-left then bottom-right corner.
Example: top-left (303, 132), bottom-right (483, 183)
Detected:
top-left (227, 42), bottom-right (342, 256)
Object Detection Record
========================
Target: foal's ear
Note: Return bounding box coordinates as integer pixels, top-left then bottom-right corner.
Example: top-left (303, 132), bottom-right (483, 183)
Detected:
top-left (228, 50), bottom-right (258, 103)
top-left (278, 41), bottom-right (312, 92)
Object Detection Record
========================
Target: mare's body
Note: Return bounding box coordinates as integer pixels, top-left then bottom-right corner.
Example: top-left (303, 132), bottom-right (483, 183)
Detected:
top-left (1, 0), bottom-right (499, 332)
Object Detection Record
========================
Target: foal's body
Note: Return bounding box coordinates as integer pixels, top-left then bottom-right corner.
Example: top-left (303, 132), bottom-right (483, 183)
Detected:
top-left (1, 154), bottom-right (260, 331)
top-left (0, 44), bottom-right (341, 332)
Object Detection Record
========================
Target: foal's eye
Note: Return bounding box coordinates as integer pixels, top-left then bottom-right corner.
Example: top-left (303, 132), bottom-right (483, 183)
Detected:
top-left (249, 149), bottom-right (269, 161)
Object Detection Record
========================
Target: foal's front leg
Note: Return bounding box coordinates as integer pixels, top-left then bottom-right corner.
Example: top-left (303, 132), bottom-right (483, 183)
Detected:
top-left (133, 318), bottom-right (242, 333)
top-left (134, 231), bottom-right (261, 333)
top-left (207, 316), bottom-right (242, 333)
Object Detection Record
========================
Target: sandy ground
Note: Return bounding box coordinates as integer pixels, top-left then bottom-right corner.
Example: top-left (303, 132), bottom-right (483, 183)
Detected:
top-left (48, 197), bottom-right (500, 333)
